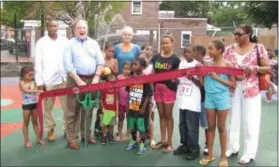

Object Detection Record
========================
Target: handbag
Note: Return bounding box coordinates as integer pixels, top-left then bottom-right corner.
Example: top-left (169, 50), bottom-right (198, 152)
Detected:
top-left (256, 44), bottom-right (270, 90)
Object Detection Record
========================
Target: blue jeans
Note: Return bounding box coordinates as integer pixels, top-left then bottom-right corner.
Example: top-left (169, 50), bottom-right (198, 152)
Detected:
top-left (179, 109), bottom-right (200, 153)
top-left (200, 102), bottom-right (208, 129)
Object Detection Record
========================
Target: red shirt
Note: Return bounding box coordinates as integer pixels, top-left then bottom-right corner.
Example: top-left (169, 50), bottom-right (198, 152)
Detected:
top-left (101, 88), bottom-right (117, 111)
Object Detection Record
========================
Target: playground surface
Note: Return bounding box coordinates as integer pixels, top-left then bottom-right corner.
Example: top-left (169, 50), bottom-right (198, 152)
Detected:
top-left (1, 77), bottom-right (278, 166)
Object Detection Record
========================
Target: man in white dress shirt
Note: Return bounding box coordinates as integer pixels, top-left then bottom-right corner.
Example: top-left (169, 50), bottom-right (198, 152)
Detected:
top-left (34, 19), bottom-right (68, 142)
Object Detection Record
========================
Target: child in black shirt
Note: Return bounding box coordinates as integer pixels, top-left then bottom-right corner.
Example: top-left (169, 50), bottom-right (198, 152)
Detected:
top-left (125, 57), bottom-right (153, 155)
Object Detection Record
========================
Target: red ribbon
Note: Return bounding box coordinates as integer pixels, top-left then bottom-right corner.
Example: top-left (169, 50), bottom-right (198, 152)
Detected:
top-left (37, 66), bottom-right (244, 138)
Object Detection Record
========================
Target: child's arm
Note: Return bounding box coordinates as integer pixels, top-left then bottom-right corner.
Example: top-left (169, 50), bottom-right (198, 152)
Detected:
top-left (210, 62), bottom-right (236, 89)
top-left (116, 91), bottom-right (119, 116)
top-left (140, 84), bottom-right (152, 114)
top-left (140, 96), bottom-right (150, 114)
top-left (100, 91), bottom-right (105, 111)
top-left (19, 81), bottom-right (42, 94)
top-left (110, 59), bottom-right (119, 75)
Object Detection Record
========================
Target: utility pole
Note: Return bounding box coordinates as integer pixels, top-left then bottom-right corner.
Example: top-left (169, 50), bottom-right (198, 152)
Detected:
top-left (14, 13), bottom-right (18, 63)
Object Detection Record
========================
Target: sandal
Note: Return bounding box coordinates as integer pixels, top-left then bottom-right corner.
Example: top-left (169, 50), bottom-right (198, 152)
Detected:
top-left (152, 141), bottom-right (165, 150)
top-left (219, 160), bottom-right (228, 167)
top-left (162, 144), bottom-right (173, 153)
top-left (150, 139), bottom-right (156, 148)
top-left (199, 157), bottom-right (215, 165)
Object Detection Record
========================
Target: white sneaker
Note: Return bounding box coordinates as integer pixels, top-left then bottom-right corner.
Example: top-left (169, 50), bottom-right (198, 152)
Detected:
top-left (239, 155), bottom-right (253, 164)
top-left (226, 149), bottom-right (239, 157)
top-left (203, 146), bottom-right (208, 155)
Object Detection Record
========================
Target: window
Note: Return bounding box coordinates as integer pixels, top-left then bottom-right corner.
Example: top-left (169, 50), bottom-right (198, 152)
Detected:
top-left (181, 31), bottom-right (192, 48)
top-left (132, 0), bottom-right (142, 15)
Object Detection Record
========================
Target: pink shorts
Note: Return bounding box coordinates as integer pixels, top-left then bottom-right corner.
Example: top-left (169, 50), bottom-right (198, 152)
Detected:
top-left (154, 83), bottom-right (176, 104)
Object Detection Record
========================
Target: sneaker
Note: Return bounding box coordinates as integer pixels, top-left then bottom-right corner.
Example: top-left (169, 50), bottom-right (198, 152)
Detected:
top-left (137, 142), bottom-right (146, 155)
top-left (185, 151), bottom-right (200, 160)
top-left (173, 145), bottom-right (188, 155)
top-left (203, 145), bottom-right (208, 155)
top-left (126, 140), bottom-right (137, 151)
top-left (109, 134), bottom-right (115, 144)
top-left (101, 136), bottom-right (106, 145)
top-left (226, 149), bottom-right (239, 158)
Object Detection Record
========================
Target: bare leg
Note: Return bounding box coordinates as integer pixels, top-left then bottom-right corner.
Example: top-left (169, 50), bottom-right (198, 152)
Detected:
top-left (204, 109), bottom-right (217, 160)
top-left (163, 102), bottom-right (174, 152)
top-left (148, 109), bottom-right (155, 146)
top-left (217, 109), bottom-right (229, 163)
top-left (31, 109), bottom-right (45, 145)
top-left (157, 102), bottom-right (167, 146)
top-left (22, 110), bottom-right (32, 147)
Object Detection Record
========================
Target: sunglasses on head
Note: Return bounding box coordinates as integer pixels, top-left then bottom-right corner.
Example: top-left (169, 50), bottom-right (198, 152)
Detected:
top-left (233, 32), bottom-right (246, 36)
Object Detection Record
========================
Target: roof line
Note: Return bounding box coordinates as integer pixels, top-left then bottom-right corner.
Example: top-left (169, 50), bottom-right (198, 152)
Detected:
top-left (159, 18), bottom-right (207, 20)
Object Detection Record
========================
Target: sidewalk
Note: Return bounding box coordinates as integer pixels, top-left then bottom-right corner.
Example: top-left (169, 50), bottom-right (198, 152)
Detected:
top-left (0, 51), bottom-right (33, 63)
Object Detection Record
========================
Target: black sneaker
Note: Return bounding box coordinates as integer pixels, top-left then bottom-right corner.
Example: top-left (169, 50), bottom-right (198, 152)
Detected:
top-left (203, 145), bottom-right (208, 155)
top-left (185, 151), bottom-right (200, 160)
top-left (173, 145), bottom-right (188, 155)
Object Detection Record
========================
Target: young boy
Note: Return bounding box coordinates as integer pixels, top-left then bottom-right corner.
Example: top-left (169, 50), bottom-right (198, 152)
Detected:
top-left (174, 45), bottom-right (202, 160)
top-left (125, 57), bottom-right (153, 155)
top-left (100, 74), bottom-right (119, 144)
top-left (195, 45), bottom-right (209, 155)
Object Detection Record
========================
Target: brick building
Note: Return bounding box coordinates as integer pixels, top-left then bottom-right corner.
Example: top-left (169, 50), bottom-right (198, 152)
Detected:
top-left (97, 1), bottom-right (207, 56)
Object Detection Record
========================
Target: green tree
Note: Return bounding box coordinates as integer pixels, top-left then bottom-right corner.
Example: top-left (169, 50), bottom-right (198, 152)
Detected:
top-left (210, 7), bottom-right (247, 27)
top-left (43, 1), bottom-right (126, 37)
top-left (160, 1), bottom-right (211, 17)
top-left (245, 1), bottom-right (278, 28)
top-left (1, 1), bottom-right (36, 28)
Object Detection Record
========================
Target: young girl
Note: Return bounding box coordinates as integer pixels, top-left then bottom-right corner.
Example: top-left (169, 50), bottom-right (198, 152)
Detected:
top-left (116, 61), bottom-right (132, 141)
top-left (139, 51), bottom-right (157, 148)
top-left (100, 74), bottom-right (119, 144)
top-left (19, 66), bottom-right (45, 148)
top-left (199, 40), bottom-right (236, 167)
top-left (150, 34), bottom-right (181, 153)
top-left (105, 44), bottom-right (119, 76)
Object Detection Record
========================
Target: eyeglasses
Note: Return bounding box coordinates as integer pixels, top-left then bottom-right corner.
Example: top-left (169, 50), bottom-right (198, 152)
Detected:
top-left (233, 32), bottom-right (246, 37)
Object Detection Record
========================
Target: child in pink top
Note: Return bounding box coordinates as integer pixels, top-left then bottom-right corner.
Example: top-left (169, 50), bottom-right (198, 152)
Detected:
top-left (116, 61), bottom-right (132, 141)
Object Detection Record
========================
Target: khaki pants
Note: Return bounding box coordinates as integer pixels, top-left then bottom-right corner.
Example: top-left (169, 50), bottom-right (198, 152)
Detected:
top-left (65, 77), bottom-right (98, 143)
top-left (44, 81), bottom-right (67, 132)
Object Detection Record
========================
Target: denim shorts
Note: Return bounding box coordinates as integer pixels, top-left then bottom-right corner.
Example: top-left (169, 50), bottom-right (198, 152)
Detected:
top-left (205, 91), bottom-right (231, 111)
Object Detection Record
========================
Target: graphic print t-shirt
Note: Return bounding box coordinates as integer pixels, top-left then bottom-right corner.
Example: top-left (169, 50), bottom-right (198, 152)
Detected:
top-left (127, 82), bottom-right (153, 117)
top-left (176, 59), bottom-right (201, 112)
top-left (101, 88), bottom-right (117, 111)
top-left (150, 54), bottom-right (181, 91)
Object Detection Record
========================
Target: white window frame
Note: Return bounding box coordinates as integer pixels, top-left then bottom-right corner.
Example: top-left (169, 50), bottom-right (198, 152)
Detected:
top-left (131, 0), bottom-right (142, 15)
top-left (181, 31), bottom-right (192, 48)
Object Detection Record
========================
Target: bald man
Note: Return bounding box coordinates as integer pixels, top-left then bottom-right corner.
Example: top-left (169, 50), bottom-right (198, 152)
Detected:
top-left (63, 19), bottom-right (105, 149)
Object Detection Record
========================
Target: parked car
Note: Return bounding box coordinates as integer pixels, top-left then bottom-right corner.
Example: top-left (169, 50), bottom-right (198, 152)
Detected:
top-left (0, 38), bottom-right (27, 55)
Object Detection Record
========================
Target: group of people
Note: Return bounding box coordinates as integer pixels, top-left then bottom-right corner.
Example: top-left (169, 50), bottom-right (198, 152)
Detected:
top-left (19, 19), bottom-right (274, 166)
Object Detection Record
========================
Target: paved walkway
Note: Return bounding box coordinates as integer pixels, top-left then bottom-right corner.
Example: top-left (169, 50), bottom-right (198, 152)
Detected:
top-left (1, 51), bottom-right (32, 63)
top-left (1, 77), bottom-right (278, 166)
